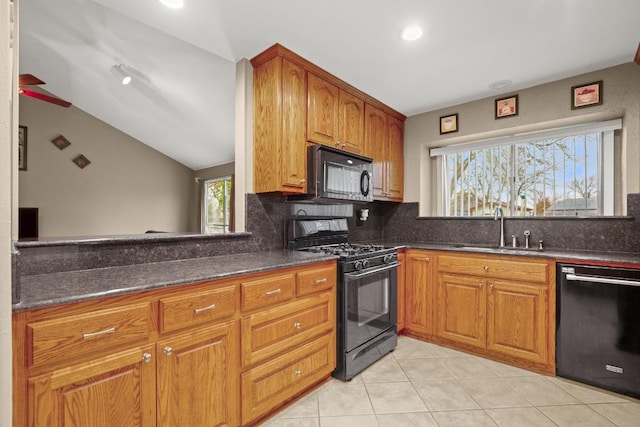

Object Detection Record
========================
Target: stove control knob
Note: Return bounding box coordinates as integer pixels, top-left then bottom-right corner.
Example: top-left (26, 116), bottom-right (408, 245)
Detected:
top-left (354, 260), bottom-right (363, 270)
top-left (384, 254), bottom-right (395, 263)
top-left (362, 259), bottom-right (370, 269)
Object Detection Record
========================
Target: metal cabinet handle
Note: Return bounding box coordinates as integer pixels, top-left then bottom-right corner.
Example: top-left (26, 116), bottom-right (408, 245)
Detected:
top-left (83, 327), bottom-right (115, 340)
top-left (293, 322), bottom-right (301, 329)
top-left (489, 283), bottom-right (494, 290)
top-left (314, 278), bottom-right (327, 284)
top-left (300, 179), bottom-right (306, 184)
top-left (194, 303), bottom-right (216, 314)
top-left (478, 283), bottom-right (483, 289)
top-left (164, 346), bottom-right (173, 356)
top-left (265, 288), bottom-right (282, 296)
top-left (142, 352), bottom-right (152, 363)
top-left (294, 370), bottom-right (302, 377)
top-left (424, 257), bottom-right (430, 262)
top-left (484, 266), bottom-right (489, 272)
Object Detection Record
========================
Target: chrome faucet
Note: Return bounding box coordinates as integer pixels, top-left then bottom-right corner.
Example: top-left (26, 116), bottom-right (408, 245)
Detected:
top-left (494, 207), bottom-right (506, 247)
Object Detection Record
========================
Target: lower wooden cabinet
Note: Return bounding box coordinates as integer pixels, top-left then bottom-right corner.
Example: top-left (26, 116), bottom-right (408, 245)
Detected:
top-left (241, 333), bottom-right (334, 424)
top-left (403, 250), bottom-right (434, 337)
top-left (27, 344), bottom-right (157, 427)
top-left (14, 260), bottom-right (337, 427)
top-left (434, 252), bottom-right (553, 372)
top-left (396, 250), bottom-right (406, 332)
top-left (157, 321), bottom-right (238, 427)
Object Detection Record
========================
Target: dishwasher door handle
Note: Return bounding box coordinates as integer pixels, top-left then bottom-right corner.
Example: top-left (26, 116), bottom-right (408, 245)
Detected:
top-left (566, 273), bottom-right (640, 287)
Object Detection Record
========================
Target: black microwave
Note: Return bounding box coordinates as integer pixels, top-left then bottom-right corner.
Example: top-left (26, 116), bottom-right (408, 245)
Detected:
top-left (290, 145), bottom-right (373, 203)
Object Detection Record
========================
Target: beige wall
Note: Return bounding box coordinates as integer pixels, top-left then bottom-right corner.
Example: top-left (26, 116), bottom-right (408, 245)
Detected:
top-left (18, 95), bottom-right (197, 237)
top-left (404, 62), bottom-right (640, 216)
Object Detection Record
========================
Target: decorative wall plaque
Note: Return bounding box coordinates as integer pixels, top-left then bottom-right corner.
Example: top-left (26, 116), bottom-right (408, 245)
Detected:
top-left (51, 135), bottom-right (71, 150)
top-left (72, 154), bottom-right (91, 169)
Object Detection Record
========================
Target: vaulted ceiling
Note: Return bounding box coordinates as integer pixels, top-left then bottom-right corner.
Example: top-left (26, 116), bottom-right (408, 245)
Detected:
top-left (19, 0), bottom-right (640, 170)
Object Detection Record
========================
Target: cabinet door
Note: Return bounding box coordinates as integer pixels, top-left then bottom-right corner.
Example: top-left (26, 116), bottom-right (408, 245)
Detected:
top-left (386, 115), bottom-right (404, 201)
top-left (157, 321), bottom-right (239, 427)
top-left (281, 58), bottom-right (308, 190)
top-left (364, 103), bottom-right (387, 198)
top-left (404, 251), bottom-right (433, 336)
top-left (396, 251), bottom-right (406, 332)
top-left (436, 273), bottom-right (486, 348)
top-left (338, 90), bottom-right (365, 153)
top-left (307, 73), bottom-right (339, 146)
top-left (487, 280), bottom-right (547, 363)
top-left (28, 345), bottom-right (156, 427)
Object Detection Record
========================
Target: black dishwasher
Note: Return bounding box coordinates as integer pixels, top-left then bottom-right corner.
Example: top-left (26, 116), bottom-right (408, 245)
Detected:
top-left (557, 263), bottom-right (640, 398)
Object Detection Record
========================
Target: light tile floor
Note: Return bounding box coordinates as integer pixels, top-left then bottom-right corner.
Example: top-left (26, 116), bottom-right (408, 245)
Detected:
top-left (259, 336), bottom-right (640, 427)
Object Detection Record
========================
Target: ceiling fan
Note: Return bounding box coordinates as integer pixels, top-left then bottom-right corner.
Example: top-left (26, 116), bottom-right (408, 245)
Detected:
top-left (18, 74), bottom-right (72, 108)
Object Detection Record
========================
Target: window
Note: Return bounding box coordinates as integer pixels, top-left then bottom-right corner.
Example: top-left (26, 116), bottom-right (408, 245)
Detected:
top-left (430, 120), bottom-right (620, 217)
top-left (203, 176), bottom-right (233, 233)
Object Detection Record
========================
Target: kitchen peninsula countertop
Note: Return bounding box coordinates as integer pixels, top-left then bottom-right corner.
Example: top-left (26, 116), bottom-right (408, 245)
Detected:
top-left (379, 241), bottom-right (640, 265)
top-left (13, 250), bottom-right (337, 312)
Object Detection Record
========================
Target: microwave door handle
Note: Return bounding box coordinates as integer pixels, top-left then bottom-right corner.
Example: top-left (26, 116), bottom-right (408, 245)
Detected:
top-left (361, 170), bottom-right (370, 197)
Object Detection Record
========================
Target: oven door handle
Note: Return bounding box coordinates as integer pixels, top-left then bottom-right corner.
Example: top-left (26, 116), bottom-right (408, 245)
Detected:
top-left (344, 262), bottom-right (399, 279)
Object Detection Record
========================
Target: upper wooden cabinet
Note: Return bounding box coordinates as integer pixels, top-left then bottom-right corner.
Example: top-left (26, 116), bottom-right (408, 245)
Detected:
top-left (251, 43), bottom-right (405, 196)
top-left (253, 56), bottom-right (307, 193)
top-left (307, 73), bottom-right (365, 153)
top-left (364, 103), bottom-right (404, 202)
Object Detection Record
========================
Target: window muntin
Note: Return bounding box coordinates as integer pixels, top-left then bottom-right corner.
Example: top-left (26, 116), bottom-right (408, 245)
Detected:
top-left (442, 131), bottom-right (612, 217)
top-left (203, 176), bottom-right (233, 233)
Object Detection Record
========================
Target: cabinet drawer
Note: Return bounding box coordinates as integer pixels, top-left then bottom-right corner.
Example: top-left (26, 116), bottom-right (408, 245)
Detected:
top-left (241, 273), bottom-right (295, 312)
top-left (27, 302), bottom-right (151, 368)
top-left (159, 284), bottom-right (237, 333)
top-left (241, 333), bottom-right (334, 425)
top-left (438, 255), bottom-right (548, 283)
top-left (241, 293), bottom-right (334, 368)
top-left (296, 264), bottom-right (336, 297)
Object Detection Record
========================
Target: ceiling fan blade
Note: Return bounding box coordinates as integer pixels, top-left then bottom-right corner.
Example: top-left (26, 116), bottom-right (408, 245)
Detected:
top-left (19, 73), bottom-right (46, 86)
top-left (635, 42), bottom-right (640, 66)
top-left (19, 88), bottom-right (72, 108)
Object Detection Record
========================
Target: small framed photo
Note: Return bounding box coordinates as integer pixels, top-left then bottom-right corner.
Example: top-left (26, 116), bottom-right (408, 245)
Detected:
top-left (18, 125), bottom-right (27, 171)
top-left (440, 113), bottom-right (458, 134)
top-left (495, 95), bottom-right (518, 119)
top-left (571, 81), bottom-right (602, 109)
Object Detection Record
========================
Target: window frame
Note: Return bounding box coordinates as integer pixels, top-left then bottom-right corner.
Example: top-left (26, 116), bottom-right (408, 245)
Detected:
top-left (430, 120), bottom-right (621, 217)
top-left (202, 175), bottom-right (233, 233)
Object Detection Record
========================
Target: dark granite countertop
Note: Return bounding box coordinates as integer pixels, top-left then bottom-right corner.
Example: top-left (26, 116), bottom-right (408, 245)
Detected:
top-left (14, 250), bottom-right (337, 312)
top-left (374, 241), bottom-right (640, 266)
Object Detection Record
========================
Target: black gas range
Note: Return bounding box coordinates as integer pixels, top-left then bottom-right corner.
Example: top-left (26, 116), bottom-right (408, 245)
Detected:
top-left (287, 218), bottom-right (398, 381)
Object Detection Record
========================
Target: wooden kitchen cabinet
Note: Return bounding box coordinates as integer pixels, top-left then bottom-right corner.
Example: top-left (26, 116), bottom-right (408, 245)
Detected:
top-left (434, 253), bottom-right (554, 372)
top-left (253, 55), bottom-right (307, 193)
top-left (14, 261), bottom-right (337, 426)
top-left (396, 250), bottom-right (406, 332)
top-left (307, 73), bottom-right (365, 154)
top-left (403, 250), bottom-right (434, 337)
top-left (157, 321), bottom-right (238, 427)
top-left (27, 344), bottom-right (156, 427)
top-left (251, 43), bottom-right (405, 196)
top-left (364, 103), bottom-right (404, 201)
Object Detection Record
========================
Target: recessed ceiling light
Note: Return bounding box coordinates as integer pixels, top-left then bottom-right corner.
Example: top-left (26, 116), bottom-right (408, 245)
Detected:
top-left (112, 64), bottom-right (133, 85)
top-left (158, 0), bottom-right (184, 9)
top-left (489, 79), bottom-right (513, 90)
top-left (401, 26), bottom-right (423, 41)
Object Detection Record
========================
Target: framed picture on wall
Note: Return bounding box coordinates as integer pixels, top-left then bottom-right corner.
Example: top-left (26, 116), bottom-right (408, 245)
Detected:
top-left (495, 95), bottom-right (518, 119)
top-left (440, 113), bottom-right (458, 134)
top-left (571, 81), bottom-right (602, 109)
top-left (18, 125), bottom-right (27, 171)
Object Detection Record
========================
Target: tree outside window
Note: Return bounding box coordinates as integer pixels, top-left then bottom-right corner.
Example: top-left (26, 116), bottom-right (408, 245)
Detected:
top-left (203, 176), bottom-right (233, 233)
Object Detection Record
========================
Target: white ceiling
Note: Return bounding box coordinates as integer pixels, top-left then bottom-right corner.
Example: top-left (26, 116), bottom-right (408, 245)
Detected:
top-left (19, 0), bottom-right (640, 170)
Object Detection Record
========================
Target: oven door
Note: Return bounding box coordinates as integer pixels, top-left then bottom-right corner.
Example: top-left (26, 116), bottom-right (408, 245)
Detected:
top-left (343, 262), bottom-right (398, 353)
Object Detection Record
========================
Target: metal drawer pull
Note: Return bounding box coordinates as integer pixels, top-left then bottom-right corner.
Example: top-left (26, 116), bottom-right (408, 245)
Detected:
top-left (164, 346), bottom-right (173, 356)
top-left (83, 327), bottom-right (116, 340)
top-left (294, 370), bottom-right (302, 377)
top-left (293, 322), bottom-right (301, 329)
top-left (478, 283), bottom-right (483, 289)
top-left (314, 278), bottom-right (327, 284)
top-left (194, 303), bottom-right (216, 314)
top-left (142, 352), bottom-right (152, 363)
top-left (424, 257), bottom-right (430, 262)
top-left (484, 266), bottom-right (489, 272)
top-left (265, 288), bottom-right (282, 296)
